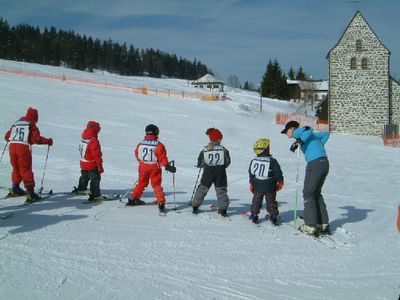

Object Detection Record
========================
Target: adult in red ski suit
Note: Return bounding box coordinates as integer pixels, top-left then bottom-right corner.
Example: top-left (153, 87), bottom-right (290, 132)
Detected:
top-left (4, 107), bottom-right (53, 196)
top-left (128, 124), bottom-right (176, 208)
top-left (76, 121), bottom-right (103, 199)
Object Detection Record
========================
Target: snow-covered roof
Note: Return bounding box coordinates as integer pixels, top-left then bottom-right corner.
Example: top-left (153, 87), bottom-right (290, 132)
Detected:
top-left (192, 74), bottom-right (223, 84)
top-left (287, 80), bottom-right (328, 91)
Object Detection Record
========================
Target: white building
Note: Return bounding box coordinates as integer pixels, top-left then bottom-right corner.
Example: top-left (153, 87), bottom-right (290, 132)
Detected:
top-left (191, 74), bottom-right (224, 92)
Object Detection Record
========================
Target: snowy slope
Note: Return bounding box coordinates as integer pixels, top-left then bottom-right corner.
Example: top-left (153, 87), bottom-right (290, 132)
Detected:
top-left (0, 59), bottom-right (399, 300)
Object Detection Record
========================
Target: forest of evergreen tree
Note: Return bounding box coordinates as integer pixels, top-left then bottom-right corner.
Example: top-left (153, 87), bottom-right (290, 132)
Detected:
top-left (0, 18), bottom-right (211, 80)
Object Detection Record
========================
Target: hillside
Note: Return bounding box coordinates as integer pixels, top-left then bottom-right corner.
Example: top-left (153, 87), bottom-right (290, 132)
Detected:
top-left (0, 59), bottom-right (399, 300)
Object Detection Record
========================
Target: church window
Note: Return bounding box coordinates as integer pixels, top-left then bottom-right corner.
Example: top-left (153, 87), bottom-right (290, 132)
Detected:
top-left (362, 58), bottom-right (368, 69)
top-left (356, 39), bottom-right (362, 52)
top-left (350, 57), bottom-right (356, 69)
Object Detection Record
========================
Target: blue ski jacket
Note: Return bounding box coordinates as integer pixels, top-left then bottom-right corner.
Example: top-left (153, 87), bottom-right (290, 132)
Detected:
top-left (293, 127), bottom-right (329, 162)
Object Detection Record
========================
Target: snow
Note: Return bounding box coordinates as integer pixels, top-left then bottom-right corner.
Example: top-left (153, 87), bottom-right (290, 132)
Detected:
top-left (0, 59), bottom-right (399, 300)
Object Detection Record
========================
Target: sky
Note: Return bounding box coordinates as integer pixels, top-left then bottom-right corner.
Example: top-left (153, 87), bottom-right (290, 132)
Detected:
top-left (1, 0), bottom-right (399, 84)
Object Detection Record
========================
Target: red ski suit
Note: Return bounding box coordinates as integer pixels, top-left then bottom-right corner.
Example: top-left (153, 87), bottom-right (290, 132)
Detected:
top-left (79, 121), bottom-right (103, 173)
top-left (4, 108), bottom-right (52, 190)
top-left (131, 134), bottom-right (169, 204)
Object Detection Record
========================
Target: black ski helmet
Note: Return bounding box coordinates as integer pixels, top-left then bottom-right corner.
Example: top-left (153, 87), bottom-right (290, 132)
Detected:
top-left (145, 124), bottom-right (159, 135)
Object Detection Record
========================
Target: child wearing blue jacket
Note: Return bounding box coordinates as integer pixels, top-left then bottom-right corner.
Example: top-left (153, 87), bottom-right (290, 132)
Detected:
top-left (281, 120), bottom-right (330, 236)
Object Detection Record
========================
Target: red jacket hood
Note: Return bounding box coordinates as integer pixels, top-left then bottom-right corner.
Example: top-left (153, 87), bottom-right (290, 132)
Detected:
top-left (25, 107), bottom-right (38, 123)
top-left (82, 127), bottom-right (97, 139)
top-left (82, 121), bottom-right (100, 139)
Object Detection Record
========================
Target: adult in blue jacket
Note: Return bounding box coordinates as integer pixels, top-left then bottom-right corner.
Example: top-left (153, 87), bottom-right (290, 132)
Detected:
top-left (281, 120), bottom-right (330, 236)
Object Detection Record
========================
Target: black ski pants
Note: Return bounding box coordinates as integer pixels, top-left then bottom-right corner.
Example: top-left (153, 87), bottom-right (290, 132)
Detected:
top-left (78, 168), bottom-right (101, 197)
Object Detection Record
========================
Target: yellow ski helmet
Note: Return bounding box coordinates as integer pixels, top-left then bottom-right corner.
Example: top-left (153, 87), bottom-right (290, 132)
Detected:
top-left (253, 138), bottom-right (270, 155)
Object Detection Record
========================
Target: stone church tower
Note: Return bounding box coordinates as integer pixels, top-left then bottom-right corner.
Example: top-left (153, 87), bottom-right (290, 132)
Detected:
top-left (327, 11), bottom-right (400, 136)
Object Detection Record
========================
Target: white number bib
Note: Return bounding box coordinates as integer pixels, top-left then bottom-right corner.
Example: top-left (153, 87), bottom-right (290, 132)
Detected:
top-left (10, 121), bottom-right (30, 144)
top-left (79, 139), bottom-right (89, 161)
top-left (204, 149), bottom-right (225, 166)
top-left (138, 140), bottom-right (158, 163)
top-left (250, 157), bottom-right (271, 180)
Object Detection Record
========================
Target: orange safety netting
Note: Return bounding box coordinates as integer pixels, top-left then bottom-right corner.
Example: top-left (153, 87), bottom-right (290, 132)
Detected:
top-left (275, 112), bottom-right (329, 131)
top-left (383, 133), bottom-right (400, 148)
top-left (0, 68), bottom-right (220, 101)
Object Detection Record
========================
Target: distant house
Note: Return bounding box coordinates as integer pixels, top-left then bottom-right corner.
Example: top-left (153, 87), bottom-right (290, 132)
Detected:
top-left (287, 79), bottom-right (328, 104)
top-left (191, 74), bottom-right (224, 92)
top-left (315, 97), bottom-right (328, 121)
top-left (327, 10), bottom-right (400, 136)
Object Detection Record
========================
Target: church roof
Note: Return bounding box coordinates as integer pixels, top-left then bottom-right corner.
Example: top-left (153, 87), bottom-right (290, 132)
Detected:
top-left (326, 10), bottom-right (390, 59)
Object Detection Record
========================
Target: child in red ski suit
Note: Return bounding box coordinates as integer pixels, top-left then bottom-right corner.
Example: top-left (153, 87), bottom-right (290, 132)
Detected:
top-left (74, 121), bottom-right (104, 200)
top-left (126, 124), bottom-right (176, 213)
top-left (4, 107), bottom-right (53, 200)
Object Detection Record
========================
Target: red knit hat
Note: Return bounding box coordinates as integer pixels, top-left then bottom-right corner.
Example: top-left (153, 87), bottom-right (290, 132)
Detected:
top-left (206, 128), bottom-right (223, 142)
top-left (86, 121), bottom-right (101, 133)
top-left (26, 107), bottom-right (38, 123)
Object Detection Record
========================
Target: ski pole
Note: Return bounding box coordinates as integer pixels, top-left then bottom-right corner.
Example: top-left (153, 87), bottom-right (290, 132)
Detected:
top-left (120, 187), bottom-right (132, 202)
top-left (120, 179), bottom-right (138, 203)
top-left (38, 145), bottom-right (50, 194)
top-left (189, 167), bottom-right (202, 205)
top-left (293, 147), bottom-right (301, 229)
top-left (0, 142), bottom-right (8, 165)
top-left (171, 160), bottom-right (176, 210)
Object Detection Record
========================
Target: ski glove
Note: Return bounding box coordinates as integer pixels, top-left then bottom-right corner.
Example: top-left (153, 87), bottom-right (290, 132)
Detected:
top-left (290, 138), bottom-right (303, 152)
top-left (276, 180), bottom-right (284, 192)
top-left (165, 162), bottom-right (176, 173)
top-left (97, 164), bottom-right (104, 174)
top-left (249, 184), bottom-right (254, 193)
top-left (48, 138), bottom-right (53, 146)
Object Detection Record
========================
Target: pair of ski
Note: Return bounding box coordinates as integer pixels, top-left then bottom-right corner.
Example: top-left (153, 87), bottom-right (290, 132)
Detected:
top-left (242, 210), bottom-right (337, 249)
top-left (71, 188), bottom-right (121, 204)
top-left (22, 190), bottom-right (54, 206)
top-left (241, 211), bottom-right (279, 228)
top-left (123, 200), bottom-right (166, 216)
top-left (80, 194), bottom-right (121, 204)
top-left (295, 230), bottom-right (337, 249)
top-left (192, 204), bottom-right (231, 220)
top-left (0, 189), bottom-right (54, 206)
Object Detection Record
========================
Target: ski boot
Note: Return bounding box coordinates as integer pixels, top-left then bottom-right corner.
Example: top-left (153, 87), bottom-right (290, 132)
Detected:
top-left (217, 209), bottom-right (228, 217)
top-left (6, 184), bottom-right (26, 198)
top-left (72, 186), bottom-right (89, 195)
top-left (318, 224), bottom-right (332, 235)
top-left (158, 203), bottom-right (166, 215)
top-left (298, 224), bottom-right (319, 237)
top-left (192, 206), bottom-right (199, 214)
top-left (26, 189), bottom-right (41, 203)
top-left (269, 214), bottom-right (281, 226)
top-left (88, 194), bottom-right (103, 202)
top-left (249, 213), bottom-right (259, 224)
top-left (126, 198), bottom-right (145, 206)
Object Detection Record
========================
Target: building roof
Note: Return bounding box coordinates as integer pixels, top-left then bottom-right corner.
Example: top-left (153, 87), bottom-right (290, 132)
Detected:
top-left (191, 74), bottom-right (223, 84)
top-left (287, 80), bottom-right (328, 91)
top-left (326, 10), bottom-right (390, 59)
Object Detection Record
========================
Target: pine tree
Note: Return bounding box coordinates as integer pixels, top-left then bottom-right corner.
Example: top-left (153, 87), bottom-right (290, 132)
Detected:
top-left (296, 67), bottom-right (308, 80)
top-left (288, 67), bottom-right (295, 80)
top-left (0, 18), bottom-right (212, 80)
top-left (261, 59), bottom-right (289, 100)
